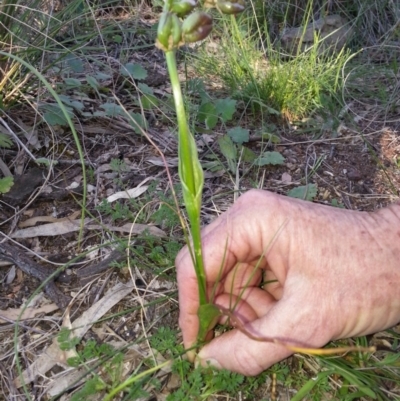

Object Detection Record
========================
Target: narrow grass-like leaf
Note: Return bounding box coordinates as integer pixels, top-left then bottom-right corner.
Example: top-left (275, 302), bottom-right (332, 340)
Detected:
top-left (291, 371), bottom-right (333, 401)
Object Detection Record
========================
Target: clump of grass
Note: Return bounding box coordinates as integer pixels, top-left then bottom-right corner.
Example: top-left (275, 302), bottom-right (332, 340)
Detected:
top-left (195, 12), bottom-right (349, 121)
top-left (193, 0), bottom-right (399, 121)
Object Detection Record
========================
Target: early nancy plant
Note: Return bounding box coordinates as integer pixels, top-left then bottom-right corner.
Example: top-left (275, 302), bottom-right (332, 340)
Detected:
top-left (156, 0), bottom-right (376, 359)
top-left (156, 0), bottom-right (246, 344)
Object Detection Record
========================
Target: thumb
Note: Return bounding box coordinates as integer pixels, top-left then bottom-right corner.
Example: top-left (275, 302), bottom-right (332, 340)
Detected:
top-left (197, 296), bottom-right (333, 376)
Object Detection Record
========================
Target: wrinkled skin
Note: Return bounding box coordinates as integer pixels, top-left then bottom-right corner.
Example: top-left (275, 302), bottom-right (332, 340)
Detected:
top-left (176, 190), bottom-right (400, 376)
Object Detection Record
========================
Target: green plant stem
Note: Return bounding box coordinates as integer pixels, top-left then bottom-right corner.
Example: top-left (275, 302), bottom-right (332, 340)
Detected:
top-left (102, 360), bottom-right (171, 401)
top-left (165, 49), bottom-right (207, 307)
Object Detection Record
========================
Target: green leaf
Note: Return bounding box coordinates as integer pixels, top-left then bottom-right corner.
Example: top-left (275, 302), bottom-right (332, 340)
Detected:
top-left (94, 72), bottom-right (112, 81)
top-left (215, 98), bottom-right (236, 122)
top-left (291, 371), bottom-right (333, 401)
top-left (138, 83), bottom-right (154, 95)
top-left (66, 55), bottom-right (84, 73)
top-left (218, 135), bottom-right (237, 172)
top-left (218, 135), bottom-right (236, 160)
top-left (287, 184), bottom-right (318, 201)
top-left (140, 94), bottom-right (159, 109)
top-left (0, 133), bottom-right (13, 148)
top-left (261, 132), bottom-right (281, 143)
top-left (86, 75), bottom-right (99, 90)
top-left (59, 95), bottom-right (84, 111)
top-left (101, 103), bottom-right (123, 117)
top-left (113, 34), bottom-right (123, 44)
top-left (0, 176), bottom-right (13, 194)
top-left (197, 303), bottom-right (221, 343)
top-left (241, 146), bottom-right (257, 162)
top-left (198, 102), bottom-right (217, 129)
top-left (205, 114), bottom-right (218, 130)
top-left (41, 104), bottom-right (74, 126)
top-left (121, 63), bottom-right (148, 80)
top-left (255, 151), bottom-right (284, 166)
top-left (128, 112), bottom-right (148, 134)
top-left (186, 78), bottom-right (208, 101)
top-left (228, 127), bottom-right (249, 144)
top-left (63, 78), bottom-right (81, 88)
top-left (377, 352), bottom-right (400, 365)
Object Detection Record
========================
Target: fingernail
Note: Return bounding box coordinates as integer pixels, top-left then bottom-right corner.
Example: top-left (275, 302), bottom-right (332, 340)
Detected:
top-left (196, 355), bottom-right (222, 369)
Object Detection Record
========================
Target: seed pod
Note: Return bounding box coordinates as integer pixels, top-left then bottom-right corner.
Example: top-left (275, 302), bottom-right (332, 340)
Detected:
top-left (156, 12), bottom-right (182, 51)
top-left (182, 11), bottom-right (213, 43)
top-left (170, 14), bottom-right (183, 47)
top-left (171, 0), bottom-right (197, 17)
top-left (216, 0), bottom-right (245, 14)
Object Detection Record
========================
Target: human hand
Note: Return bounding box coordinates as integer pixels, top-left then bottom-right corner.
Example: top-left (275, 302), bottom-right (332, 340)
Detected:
top-left (176, 190), bottom-right (400, 375)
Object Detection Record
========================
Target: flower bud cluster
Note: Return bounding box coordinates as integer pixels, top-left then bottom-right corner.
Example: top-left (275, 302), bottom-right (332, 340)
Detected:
top-left (156, 0), bottom-right (246, 52)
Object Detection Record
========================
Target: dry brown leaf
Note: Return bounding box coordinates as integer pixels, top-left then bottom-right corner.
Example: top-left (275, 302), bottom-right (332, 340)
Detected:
top-left (19, 211), bottom-right (81, 228)
top-left (0, 304), bottom-right (59, 323)
top-left (106, 185), bottom-right (148, 203)
top-left (12, 218), bottom-right (94, 238)
top-left (14, 281), bottom-right (135, 388)
top-left (11, 219), bottom-right (165, 238)
top-left (147, 156), bottom-right (178, 167)
top-left (281, 172), bottom-right (292, 183)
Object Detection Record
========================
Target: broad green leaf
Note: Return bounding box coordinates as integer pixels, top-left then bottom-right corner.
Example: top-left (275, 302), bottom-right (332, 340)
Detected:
top-left (0, 133), bottom-right (13, 148)
top-left (215, 98), bottom-right (236, 122)
top-left (94, 72), bottom-right (112, 81)
top-left (287, 184), bottom-right (318, 201)
top-left (101, 103), bottom-right (123, 117)
top-left (59, 95), bottom-right (84, 111)
top-left (218, 135), bottom-right (236, 160)
top-left (197, 303), bottom-right (221, 343)
top-left (140, 94), bottom-right (159, 109)
top-left (241, 146), bottom-right (257, 162)
top-left (218, 135), bottom-right (237, 173)
top-left (113, 34), bottom-right (123, 44)
top-left (0, 176), bottom-right (13, 194)
top-left (198, 102), bottom-right (217, 129)
top-left (205, 114), bottom-right (218, 130)
top-left (121, 63), bottom-right (148, 80)
top-left (255, 151), bottom-right (284, 166)
top-left (41, 104), bottom-right (74, 126)
top-left (228, 127), bottom-right (249, 144)
top-left (66, 55), bottom-right (84, 73)
top-left (63, 78), bottom-right (81, 87)
top-left (86, 75), bottom-right (99, 89)
top-left (128, 112), bottom-right (148, 134)
top-left (138, 83), bottom-right (154, 95)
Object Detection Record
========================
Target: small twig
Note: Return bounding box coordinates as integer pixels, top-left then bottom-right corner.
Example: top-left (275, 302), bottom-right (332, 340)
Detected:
top-left (0, 117), bottom-right (37, 162)
top-left (0, 241), bottom-right (70, 308)
top-left (0, 315), bottom-right (47, 335)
